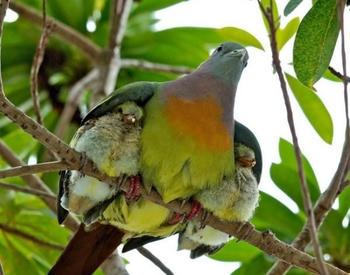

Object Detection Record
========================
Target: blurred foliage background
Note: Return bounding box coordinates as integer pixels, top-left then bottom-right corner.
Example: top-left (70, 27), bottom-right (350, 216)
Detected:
top-left (0, 0), bottom-right (349, 274)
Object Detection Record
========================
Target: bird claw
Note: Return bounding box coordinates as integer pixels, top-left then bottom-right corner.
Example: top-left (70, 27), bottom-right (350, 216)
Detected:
top-left (125, 175), bottom-right (142, 201)
top-left (167, 212), bottom-right (185, 225)
top-left (186, 200), bottom-right (203, 221)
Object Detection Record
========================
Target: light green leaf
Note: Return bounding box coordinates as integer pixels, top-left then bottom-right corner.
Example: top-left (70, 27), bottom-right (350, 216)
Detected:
top-left (276, 17), bottom-right (300, 51)
top-left (131, 0), bottom-right (186, 16)
top-left (285, 73), bottom-right (333, 144)
top-left (210, 241), bottom-right (261, 262)
top-left (323, 68), bottom-right (343, 82)
top-left (284, 0), bottom-right (303, 16)
top-left (218, 27), bottom-right (264, 50)
top-left (293, 0), bottom-right (340, 86)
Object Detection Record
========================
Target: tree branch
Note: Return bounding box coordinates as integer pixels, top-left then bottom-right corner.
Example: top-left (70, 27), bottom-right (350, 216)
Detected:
top-left (257, 1), bottom-right (328, 274)
top-left (9, 1), bottom-right (102, 62)
top-left (99, 0), bottom-right (133, 95)
top-left (0, 222), bottom-right (64, 251)
top-left (121, 58), bottom-right (193, 74)
top-left (137, 247), bottom-right (174, 275)
top-left (0, 160), bottom-right (69, 179)
top-left (54, 68), bottom-right (99, 140)
top-left (0, 181), bottom-right (56, 199)
top-left (29, 0), bottom-right (50, 125)
top-left (267, 1), bottom-right (349, 274)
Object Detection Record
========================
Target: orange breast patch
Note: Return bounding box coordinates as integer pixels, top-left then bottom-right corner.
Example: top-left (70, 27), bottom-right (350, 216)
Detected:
top-left (164, 96), bottom-right (232, 152)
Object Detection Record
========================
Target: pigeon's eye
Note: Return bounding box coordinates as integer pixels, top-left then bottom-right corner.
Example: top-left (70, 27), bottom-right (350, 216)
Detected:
top-left (216, 45), bottom-right (223, 52)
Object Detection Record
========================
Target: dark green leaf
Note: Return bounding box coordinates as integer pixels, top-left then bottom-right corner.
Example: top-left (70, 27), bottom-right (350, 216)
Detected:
top-left (231, 254), bottom-right (272, 275)
top-left (123, 27), bottom-right (263, 67)
top-left (253, 192), bottom-right (304, 238)
top-left (284, 0), bottom-right (303, 16)
top-left (270, 138), bottom-right (320, 210)
top-left (210, 241), bottom-right (261, 263)
top-left (338, 187), bottom-right (350, 219)
top-left (293, 0), bottom-right (340, 86)
top-left (286, 73), bottom-right (333, 143)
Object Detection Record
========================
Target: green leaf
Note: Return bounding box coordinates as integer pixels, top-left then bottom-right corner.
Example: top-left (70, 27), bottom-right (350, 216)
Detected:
top-left (270, 139), bottom-right (320, 211)
top-left (232, 254), bottom-right (272, 275)
top-left (285, 73), bottom-right (333, 144)
top-left (217, 27), bottom-right (264, 50)
top-left (284, 0), bottom-right (303, 16)
top-left (323, 68), bottom-right (342, 82)
top-left (338, 187), bottom-right (350, 219)
top-left (253, 192), bottom-right (304, 238)
top-left (210, 241), bottom-right (261, 263)
top-left (123, 27), bottom-right (263, 68)
top-left (293, 0), bottom-right (340, 86)
top-left (276, 17), bottom-right (300, 51)
top-left (131, 0), bottom-right (186, 16)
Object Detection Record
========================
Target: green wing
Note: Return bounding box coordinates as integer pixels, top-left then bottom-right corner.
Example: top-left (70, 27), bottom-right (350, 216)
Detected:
top-left (82, 81), bottom-right (158, 124)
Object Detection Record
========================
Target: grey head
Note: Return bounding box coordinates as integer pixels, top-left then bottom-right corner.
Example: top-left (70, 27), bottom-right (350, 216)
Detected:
top-left (198, 42), bottom-right (249, 87)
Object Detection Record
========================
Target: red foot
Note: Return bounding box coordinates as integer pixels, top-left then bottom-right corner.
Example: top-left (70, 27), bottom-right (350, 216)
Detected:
top-left (125, 175), bottom-right (142, 201)
top-left (168, 212), bottom-right (184, 225)
top-left (186, 200), bottom-right (202, 221)
top-left (237, 157), bottom-right (256, 168)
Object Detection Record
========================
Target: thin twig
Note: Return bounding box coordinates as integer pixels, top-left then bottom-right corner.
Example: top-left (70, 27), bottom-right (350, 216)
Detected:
top-left (9, 1), bottom-right (102, 62)
top-left (137, 247), bottom-right (174, 275)
top-left (121, 59), bottom-right (193, 74)
top-left (258, 1), bottom-right (328, 274)
top-left (0, 262), bottom-right (4, 275)
top-left (0, 181), bottom-right (56, 199)
top-left (54, 69), bottom-right (99, 139)
top-left (0, 160), bottom-right (69, 179)
top-left (29, 0), bottom-right (50, 124)
top-left (0, 222), bottom-right (64, 251)
top-left (100, 0), bottom-right (133, 95)
top-left (328, 66), bottom-right (350, 83)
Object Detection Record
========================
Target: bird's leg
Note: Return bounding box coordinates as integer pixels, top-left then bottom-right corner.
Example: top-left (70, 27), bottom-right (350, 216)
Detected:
top-left (167, 200), bottom-right (204, 225)
top-left (185, 200), bottom-right (203, 221)
top-left (125, 175), bottom-right (142, 201)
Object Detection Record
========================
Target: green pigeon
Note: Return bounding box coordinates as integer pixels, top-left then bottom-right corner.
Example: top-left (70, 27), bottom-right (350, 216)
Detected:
top-left (52, 42), bottom-right (248, 274)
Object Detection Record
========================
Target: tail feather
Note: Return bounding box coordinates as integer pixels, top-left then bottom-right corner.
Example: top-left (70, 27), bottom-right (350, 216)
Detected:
top-left (49, 223), bottom-right (124, 275)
